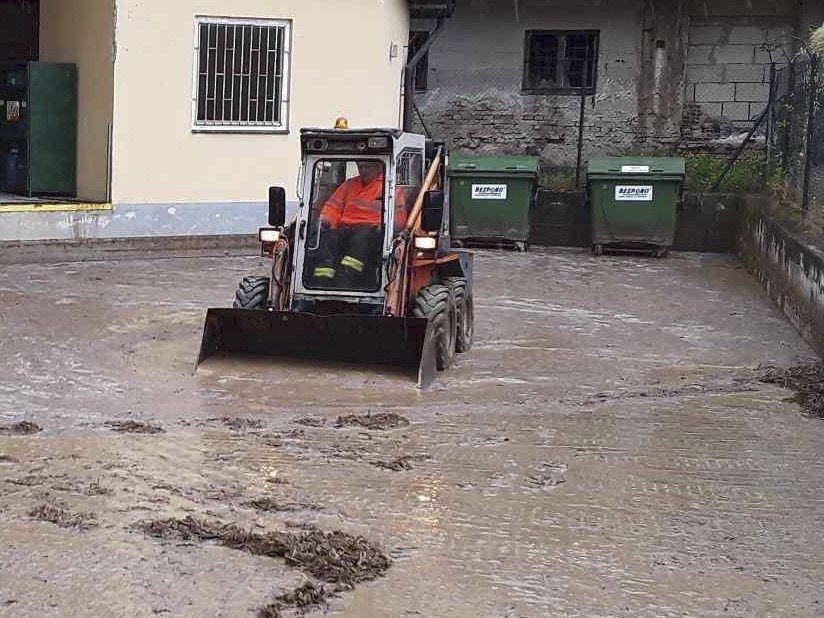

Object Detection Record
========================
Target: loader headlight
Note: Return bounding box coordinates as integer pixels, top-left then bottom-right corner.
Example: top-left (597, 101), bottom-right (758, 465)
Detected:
top-left (414, 236), bottom-right (437, 250)
top-left (259, 227), bottom-right (281, 243)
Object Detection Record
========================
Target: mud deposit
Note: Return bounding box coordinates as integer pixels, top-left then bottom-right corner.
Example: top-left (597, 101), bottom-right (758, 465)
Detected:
top-left (28, 504), bottom-right (97, 530)
top-left (259, 582), bottom-right (330, 617)
top-left (0, 421), bottom-right (41, 435)
top-left (1, 249), bottom-right (823, 617)
top-left (335, 412), bottom-right (410, 430)
top-left (136, 517), bottom-right (390, 585)
top-left (105, 420), bottom-right (164, 434)
top-left (761, 362), bottom-right (824, 417)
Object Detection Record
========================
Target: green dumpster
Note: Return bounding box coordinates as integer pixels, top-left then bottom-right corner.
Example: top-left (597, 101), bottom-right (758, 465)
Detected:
top-left (447, 154), bottom-right (539, 250)
top-left (587, 157), bottom-right (685, 257)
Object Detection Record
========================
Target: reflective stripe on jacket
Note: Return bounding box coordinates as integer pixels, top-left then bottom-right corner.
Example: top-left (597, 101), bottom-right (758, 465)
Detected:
top-left (320, 175), bottom-right (384, 228)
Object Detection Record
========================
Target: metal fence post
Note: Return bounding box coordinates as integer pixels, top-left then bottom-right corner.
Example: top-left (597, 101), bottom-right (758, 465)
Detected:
top-left (764, 63), bottom-right (776, 185)
top-left (575, 94), bottom-right (586, 188)
top-left (801, 56), bottom-right (818, 212)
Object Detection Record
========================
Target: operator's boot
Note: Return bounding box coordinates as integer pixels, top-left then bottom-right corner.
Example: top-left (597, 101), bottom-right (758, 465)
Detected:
top-left (312, 264), bottom-right (337, 286)
top-left (339, 255), bottom-right (366, 289)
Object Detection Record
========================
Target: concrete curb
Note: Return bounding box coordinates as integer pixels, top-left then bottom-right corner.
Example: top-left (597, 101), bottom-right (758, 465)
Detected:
top-left (0, 234), bottom-right (259, 264)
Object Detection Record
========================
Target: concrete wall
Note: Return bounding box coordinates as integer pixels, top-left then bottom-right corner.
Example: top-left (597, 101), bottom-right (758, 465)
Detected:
top-left (39, 0), bottom-right (115, 202)
top-left (411, 0), bottom-right (645, 170)
top-left (111, 0), bottom-right (409, 209)
top-left (739, 196), bottom-right (824, 355)
top-left (529, 190), bottom-right (742, 252)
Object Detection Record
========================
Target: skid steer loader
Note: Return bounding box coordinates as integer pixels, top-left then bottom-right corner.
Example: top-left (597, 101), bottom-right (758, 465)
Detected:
top-left (197, 125), bottom-right (474, 387)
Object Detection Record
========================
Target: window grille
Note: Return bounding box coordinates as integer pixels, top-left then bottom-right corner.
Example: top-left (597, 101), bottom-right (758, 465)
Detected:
top-left (523, 30), bottom-right (599, 94)
top-left (193, 17), bottom-right (291, 131)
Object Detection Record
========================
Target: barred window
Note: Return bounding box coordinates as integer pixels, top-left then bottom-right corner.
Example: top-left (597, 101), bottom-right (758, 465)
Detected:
top-left (193, 17), bottom-right (291, 132)
top-left (523, 30), bottom-right (598, 94)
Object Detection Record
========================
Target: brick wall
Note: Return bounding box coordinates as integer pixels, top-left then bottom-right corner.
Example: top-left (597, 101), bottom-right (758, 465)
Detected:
top-left (411, 0), bottom-right (802, 173)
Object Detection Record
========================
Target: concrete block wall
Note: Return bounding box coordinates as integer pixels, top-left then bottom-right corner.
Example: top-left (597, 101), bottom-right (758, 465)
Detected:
top-left (682, 0), bottom-right (796, 145)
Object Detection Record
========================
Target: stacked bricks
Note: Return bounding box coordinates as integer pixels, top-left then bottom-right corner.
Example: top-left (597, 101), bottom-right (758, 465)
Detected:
top-left (684, 18), bottom-right (792, 132)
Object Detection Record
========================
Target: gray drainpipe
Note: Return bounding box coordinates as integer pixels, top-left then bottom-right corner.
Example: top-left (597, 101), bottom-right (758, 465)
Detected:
top-left (403, 17), bottom-right (445, 132)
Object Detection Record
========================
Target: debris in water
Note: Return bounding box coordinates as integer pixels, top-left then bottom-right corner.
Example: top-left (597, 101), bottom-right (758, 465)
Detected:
top-left (335, 412), bottom-right (410, 430)
top-left (371, 454), bottom-right (430, 472)
top-left (7, 475), bottom-right (48, 486)
top-left (294, 416), bottom-right (326, 427)
top-left (29, 503), bottom-right (98, 530)
top-left (246, 498), bottom-right (322, 512)
top-left (761, 363), bottom-right (824, 417)
top-left (106, 420), bottom-right (165, 434)
top-left (135, 516), bottom-right (391, 585)
top-left (258, 582), bottom-right (331, 617)
top-left (86, 479), bottom-right (112, 496)
top-left (213, 417), bottom-right (264, 430)
top-left (0, 421), bottom-right (42, 435)
top-left (0, 454), bottom-right (18, 463)
top-left (526, 462), bottom-right (568, 489)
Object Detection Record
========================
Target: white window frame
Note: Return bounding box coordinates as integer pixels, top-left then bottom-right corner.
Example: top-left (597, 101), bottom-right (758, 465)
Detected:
top-left (191, 16), bottom-right (292, 133)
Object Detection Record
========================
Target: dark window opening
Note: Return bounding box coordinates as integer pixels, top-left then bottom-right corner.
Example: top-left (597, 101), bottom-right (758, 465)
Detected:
top-left (0, 0), bottom-right (39, 62)
top-left (523, 30), bottom-right (598, 94)
top-left (408, 31), bottom-right (430, 91)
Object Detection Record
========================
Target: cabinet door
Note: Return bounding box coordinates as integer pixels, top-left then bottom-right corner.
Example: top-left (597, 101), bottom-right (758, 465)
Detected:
top-left (28, 62), bottom-right (77, 195)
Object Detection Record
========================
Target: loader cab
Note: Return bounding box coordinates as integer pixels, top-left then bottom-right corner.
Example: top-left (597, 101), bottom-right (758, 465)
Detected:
top-left (291, 128), bottom-right (427, 309)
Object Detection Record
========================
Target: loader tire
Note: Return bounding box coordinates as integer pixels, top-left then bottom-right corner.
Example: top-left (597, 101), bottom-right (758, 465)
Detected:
top-left (412, 284), bottom-right (457, 371)
top-left (233, 276), bottom-right (270, 310)
top-left (443, 277), bottom-right (473, 353)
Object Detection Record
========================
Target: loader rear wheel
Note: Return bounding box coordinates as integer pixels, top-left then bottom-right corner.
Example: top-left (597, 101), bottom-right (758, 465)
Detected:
top-left (233, 276), bottom-right (270, 310)
top-left (412, 284), bottom-right (457, 371)
top-left (444, 277), bottom-right (473, 353)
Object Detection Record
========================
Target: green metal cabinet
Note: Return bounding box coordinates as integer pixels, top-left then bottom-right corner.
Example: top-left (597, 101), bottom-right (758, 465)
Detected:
top-left (447, 154), bottom-right (539, 249)
top-left (0, 61), bottom-right (77, 197)
top-left (587, 157), bottom-right (685, 256)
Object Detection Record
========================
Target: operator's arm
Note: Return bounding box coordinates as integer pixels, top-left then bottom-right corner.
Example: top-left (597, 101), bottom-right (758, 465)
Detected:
top-left (319, 180), bottom-right (351, 228)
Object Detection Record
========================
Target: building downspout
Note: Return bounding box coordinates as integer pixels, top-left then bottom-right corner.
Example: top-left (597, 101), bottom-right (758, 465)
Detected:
top-left (403, 17), bottom-right (445, 132)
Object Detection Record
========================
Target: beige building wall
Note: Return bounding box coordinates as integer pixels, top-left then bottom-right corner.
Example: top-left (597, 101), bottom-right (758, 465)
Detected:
top-left (112, 0), bottom-right (410, 205)
top-left (40, 0), bottom-right (115, 202)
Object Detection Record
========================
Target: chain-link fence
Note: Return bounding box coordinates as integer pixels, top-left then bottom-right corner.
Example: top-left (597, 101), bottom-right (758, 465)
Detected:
top-left (770, 57), bottom-right (823, 212)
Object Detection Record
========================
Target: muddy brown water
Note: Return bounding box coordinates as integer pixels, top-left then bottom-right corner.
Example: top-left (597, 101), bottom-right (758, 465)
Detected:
top-left (0, 249), bottom-right (823, 617)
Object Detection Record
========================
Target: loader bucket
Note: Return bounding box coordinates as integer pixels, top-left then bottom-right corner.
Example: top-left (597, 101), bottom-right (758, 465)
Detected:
top-left (197, 308), bottom-right (438, 388)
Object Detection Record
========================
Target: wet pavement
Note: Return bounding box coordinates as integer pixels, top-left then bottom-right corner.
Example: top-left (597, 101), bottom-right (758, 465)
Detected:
top-left (0, 248), bottom-right (822, 617)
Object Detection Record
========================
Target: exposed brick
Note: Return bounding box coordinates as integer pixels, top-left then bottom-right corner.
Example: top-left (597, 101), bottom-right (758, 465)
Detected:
top-left (697, 102), bottom-right (723, 118)
top-left (735, 82), bottom-right (770, 101)
top-left (689, 25), bottom-right (727, 45)
top-left (712, 45), bottom-right (756, 64)
top-left (695, 83), bottom-right (735, 102)
top-left (725, 64), bottom-right (767, 82)
top-left (722, 101), bottom-right (750, 120)
top-left (686, 45), bottom-right (715, 64)
top-left (727, 25), bottom-right (769, 44)
top-left (753, 48), bottom-right (776, 63)
top-left (686, 65), bottom-right (724, 83)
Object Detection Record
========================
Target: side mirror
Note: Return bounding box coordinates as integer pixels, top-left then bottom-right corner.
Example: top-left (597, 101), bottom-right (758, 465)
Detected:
top-left (268, 186), bottom-right (286, 227)
top-left (421, 190), bottom-right (444, 233)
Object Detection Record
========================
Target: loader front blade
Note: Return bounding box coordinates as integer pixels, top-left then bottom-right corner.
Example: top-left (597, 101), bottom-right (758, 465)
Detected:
top-left (197, 308), bottom-right (438, 388)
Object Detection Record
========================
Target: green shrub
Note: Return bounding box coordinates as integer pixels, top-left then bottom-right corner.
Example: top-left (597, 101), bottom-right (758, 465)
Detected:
top-left (542, 168), bottom-right (578, 191)
top-left (684, 153), bottom-right (766, 193)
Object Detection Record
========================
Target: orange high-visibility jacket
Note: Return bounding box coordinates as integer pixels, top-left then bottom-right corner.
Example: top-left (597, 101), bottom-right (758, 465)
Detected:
top-left (320, 175), bottom-right (384, 228)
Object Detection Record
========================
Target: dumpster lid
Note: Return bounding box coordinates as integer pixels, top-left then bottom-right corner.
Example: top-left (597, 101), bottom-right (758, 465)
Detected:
top-left (587, 157), bottom-right (685, 177)
top-left (448, 154), bottom-right (540, 177)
